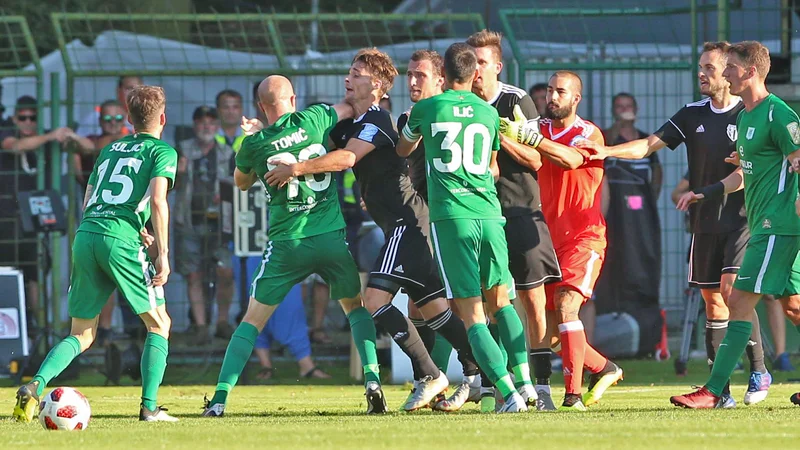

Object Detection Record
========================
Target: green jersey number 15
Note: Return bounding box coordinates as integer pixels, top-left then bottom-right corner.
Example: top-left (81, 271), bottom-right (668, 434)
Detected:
top-left (87, 157), bottom-right (143, 207)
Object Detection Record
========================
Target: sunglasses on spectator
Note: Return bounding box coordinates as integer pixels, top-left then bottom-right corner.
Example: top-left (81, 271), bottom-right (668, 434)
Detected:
top-left (17, 114), bottom-right (37, 122)
top-left (102, 114), bottom-right (125, 123)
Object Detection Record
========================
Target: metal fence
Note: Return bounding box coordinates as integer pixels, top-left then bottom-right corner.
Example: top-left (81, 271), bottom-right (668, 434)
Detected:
top-left (1, 3), bottom-right (799, 377)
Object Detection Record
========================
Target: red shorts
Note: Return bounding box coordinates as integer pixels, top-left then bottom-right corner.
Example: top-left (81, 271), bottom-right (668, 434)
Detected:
top-left (545, 244), bottom-right (605, 310)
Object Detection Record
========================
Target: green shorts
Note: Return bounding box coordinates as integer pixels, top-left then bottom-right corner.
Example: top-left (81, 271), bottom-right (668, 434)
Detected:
top-left (430, 218), bottom-right (511, 299)
top-left (68, 231), bottom-right (165, 320)
top-left (733, 234), bottom-right (800, 297)
top-left (250, 229), bottom-right (361, 305)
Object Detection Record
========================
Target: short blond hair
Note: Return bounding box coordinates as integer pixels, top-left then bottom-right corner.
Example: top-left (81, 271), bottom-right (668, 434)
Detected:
top-left (728, 41), bottom-right (771, 79)
top-left (352, 48), bottom-right (398, 96)
top-left (466, 29), bottom-right (503, 61)
top-left (126, 85), bottom-right (165, 130)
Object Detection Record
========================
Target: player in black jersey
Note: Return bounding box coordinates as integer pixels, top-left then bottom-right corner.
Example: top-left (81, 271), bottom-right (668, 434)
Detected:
top-left (467, 29), bottom-right (562, 411)
top-left (580, 41), bottom-right (771, 407)
top-left (266, 48), bottom-right (480, 412)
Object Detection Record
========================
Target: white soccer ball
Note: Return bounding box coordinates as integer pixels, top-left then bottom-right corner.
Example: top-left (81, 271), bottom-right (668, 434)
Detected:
top-left (38, 387), bottom-right (91, 431)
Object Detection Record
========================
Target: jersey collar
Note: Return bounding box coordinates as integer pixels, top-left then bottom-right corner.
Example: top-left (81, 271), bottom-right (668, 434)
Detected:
top-left (709, 96), bottom-right (742, 114)
top-left (485, 82), bottom-right (504, 106)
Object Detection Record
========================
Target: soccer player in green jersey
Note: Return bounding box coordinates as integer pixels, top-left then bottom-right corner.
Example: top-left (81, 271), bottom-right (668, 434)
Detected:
top-left (396, 42), bottom-right (531, 413)
top-left (202, 76), bottom-right (385, 417)
top-left (13, 86), bottom-right (179, 422)
top-left (670, 41), bottom-right (800, 408)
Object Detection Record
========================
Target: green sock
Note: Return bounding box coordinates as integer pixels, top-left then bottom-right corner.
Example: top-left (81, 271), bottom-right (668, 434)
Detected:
top-left (706, 320), bottom-right (752, 396)
top-left (140, 332), bottom-right (169, 411)
top-left (488, 322), bottom-right (509, 370)
top-left (495, 305), bottom-right (532, 388)
top-left (467, 323), bottom-right (514, 399)
top-left (211, 322), bottom-right (258, 406)
top-left (347, 307), bottom-right (380, 386)
top-left (430, 333), bottom-right (453, 373)
top-left (32, 335), bottom-right (82, 397)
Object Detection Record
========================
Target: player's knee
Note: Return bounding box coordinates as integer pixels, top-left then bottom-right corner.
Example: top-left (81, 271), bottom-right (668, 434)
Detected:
top-left (702, 291), bottom-right (729, 320)
top-left (553, 288), bottom-right (582, 322)
top-left (338, 295), bottom-right (363, 315)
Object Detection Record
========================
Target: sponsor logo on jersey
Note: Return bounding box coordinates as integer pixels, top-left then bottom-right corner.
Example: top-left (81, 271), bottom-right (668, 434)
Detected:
top-left (746, 127), bottom-right (756, 140)
top-left (787, 122), bottom-right (800, 145)
top-left (696, 124), bottom-right (705, 133)
top-left (569, 135), bottom-right (588, 147)
top-left (394, 265), bottom-right (404, 274)
top-left (727, 124), bottom-right (737, 142)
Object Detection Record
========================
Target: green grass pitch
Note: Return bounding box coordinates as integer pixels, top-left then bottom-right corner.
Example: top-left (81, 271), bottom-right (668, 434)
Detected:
top-left (2, 360), bottom-right (799, 449)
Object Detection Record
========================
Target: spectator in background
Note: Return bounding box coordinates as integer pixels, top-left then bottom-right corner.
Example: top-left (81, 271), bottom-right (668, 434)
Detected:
top-left (0, 96), bottom-right (76, 331)
top-left (528, 82), bottom-right (548, 117)
top-left (175, 106), bottom-right (236, 343)
top-left (73, 99), bottom-right (126, 189)
top-left (77, 76), bottom-right (141, 137)
top-left (592, 93), bottom-right (663, 345)
top-left (215, 89), bottom-right (245, 153)
top-left (253, 284), bottom-right (331, 380)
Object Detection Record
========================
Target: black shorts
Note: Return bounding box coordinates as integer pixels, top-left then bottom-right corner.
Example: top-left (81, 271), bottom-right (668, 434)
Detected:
top-left (504, 212), bottom-right (562, 290)
top-left (688, 227), bottom-right (750, 288)
top-left (368, 224), bottom-right (444, 307)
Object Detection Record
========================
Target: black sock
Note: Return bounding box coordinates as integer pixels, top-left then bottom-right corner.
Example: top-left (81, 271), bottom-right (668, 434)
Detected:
top-left (372, 304), bottom-right (439, 379)
top-left (746, 312), bottom-right (767, 374)
top-left (529, 348), bottom-right (552, 385)
top-left (706, 319), bottom-right (731, 395)
top-left (410, 318), bottom-right (434, 380)
top-left (427, 309), bottom-right (479, 376)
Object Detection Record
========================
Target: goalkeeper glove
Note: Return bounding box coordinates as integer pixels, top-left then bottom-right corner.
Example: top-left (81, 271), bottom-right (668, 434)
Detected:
top-left (499, 104), bottom-right (544, 149)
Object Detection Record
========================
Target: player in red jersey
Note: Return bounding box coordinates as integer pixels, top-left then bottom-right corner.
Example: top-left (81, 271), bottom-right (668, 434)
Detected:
top-left (500, 71), bottom-right (623, 411)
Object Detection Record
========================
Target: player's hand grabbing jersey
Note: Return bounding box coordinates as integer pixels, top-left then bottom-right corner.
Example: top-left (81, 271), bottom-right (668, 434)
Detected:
top-left (236, 104), bottom-right (346, 241)
top-left (397, 110), bottom-right (428, 203)
top-left (402, 89), bottom-right (502, 221)
top-left (488, 82), bottom-right (543, 216)
top-left (654, 97), bottom-right (746, 234)
top-left (332, 105), bottom-right (426, 232)
top-left (81, 133), bottom-right (177, 244)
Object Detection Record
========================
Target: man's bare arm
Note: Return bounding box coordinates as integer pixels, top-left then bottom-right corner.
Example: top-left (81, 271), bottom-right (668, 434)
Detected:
top-left (332, 103), bottom-right (355, 123)
top-left (234, 167), bottom-right (258, 191)
top-left (396, 134), bottom-right (421, 157)
top-left (676, 167), bottom-right (744, 211)
top-left (149, 177), bottom-right (171, 285)
top-left (499, 135), bottom-right (542, 171)
top-left (296, 139), bottom-right (374, 175)
top-left (490, 151), bottom-right (500, 182)
top-left (582, 134), bottom-right (668, 161)
top-left (82, 184), bottom-right (94, 211)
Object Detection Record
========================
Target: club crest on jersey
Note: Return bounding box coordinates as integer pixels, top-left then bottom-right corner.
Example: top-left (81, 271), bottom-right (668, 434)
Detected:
top-left (453, 106), bottom-right (474, 118)
top-left (569, 135), bottom-right (588, 147)
top-left (763, 219), bottom-right (772, 229)
top-left (787, 122), bottom-right (800, 145)
top-left (727, 124), bottom-right (738, 142)
top-left (746, 127), bottom-right (756, 140)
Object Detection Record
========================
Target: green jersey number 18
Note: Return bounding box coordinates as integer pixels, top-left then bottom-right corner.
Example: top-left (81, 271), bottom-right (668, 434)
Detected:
top-left (265, 143), bottom-right (331, 200)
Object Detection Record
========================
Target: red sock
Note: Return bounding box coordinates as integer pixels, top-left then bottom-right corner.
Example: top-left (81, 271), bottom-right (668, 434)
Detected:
top-left (559, 321), bottom-right (586, 395)
top-left (584, 343), bottom-right (609, 374)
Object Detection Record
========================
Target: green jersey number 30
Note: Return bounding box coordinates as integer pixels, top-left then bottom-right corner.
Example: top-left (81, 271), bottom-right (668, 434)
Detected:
top-left (431, 122), bottom-right (491, 175)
